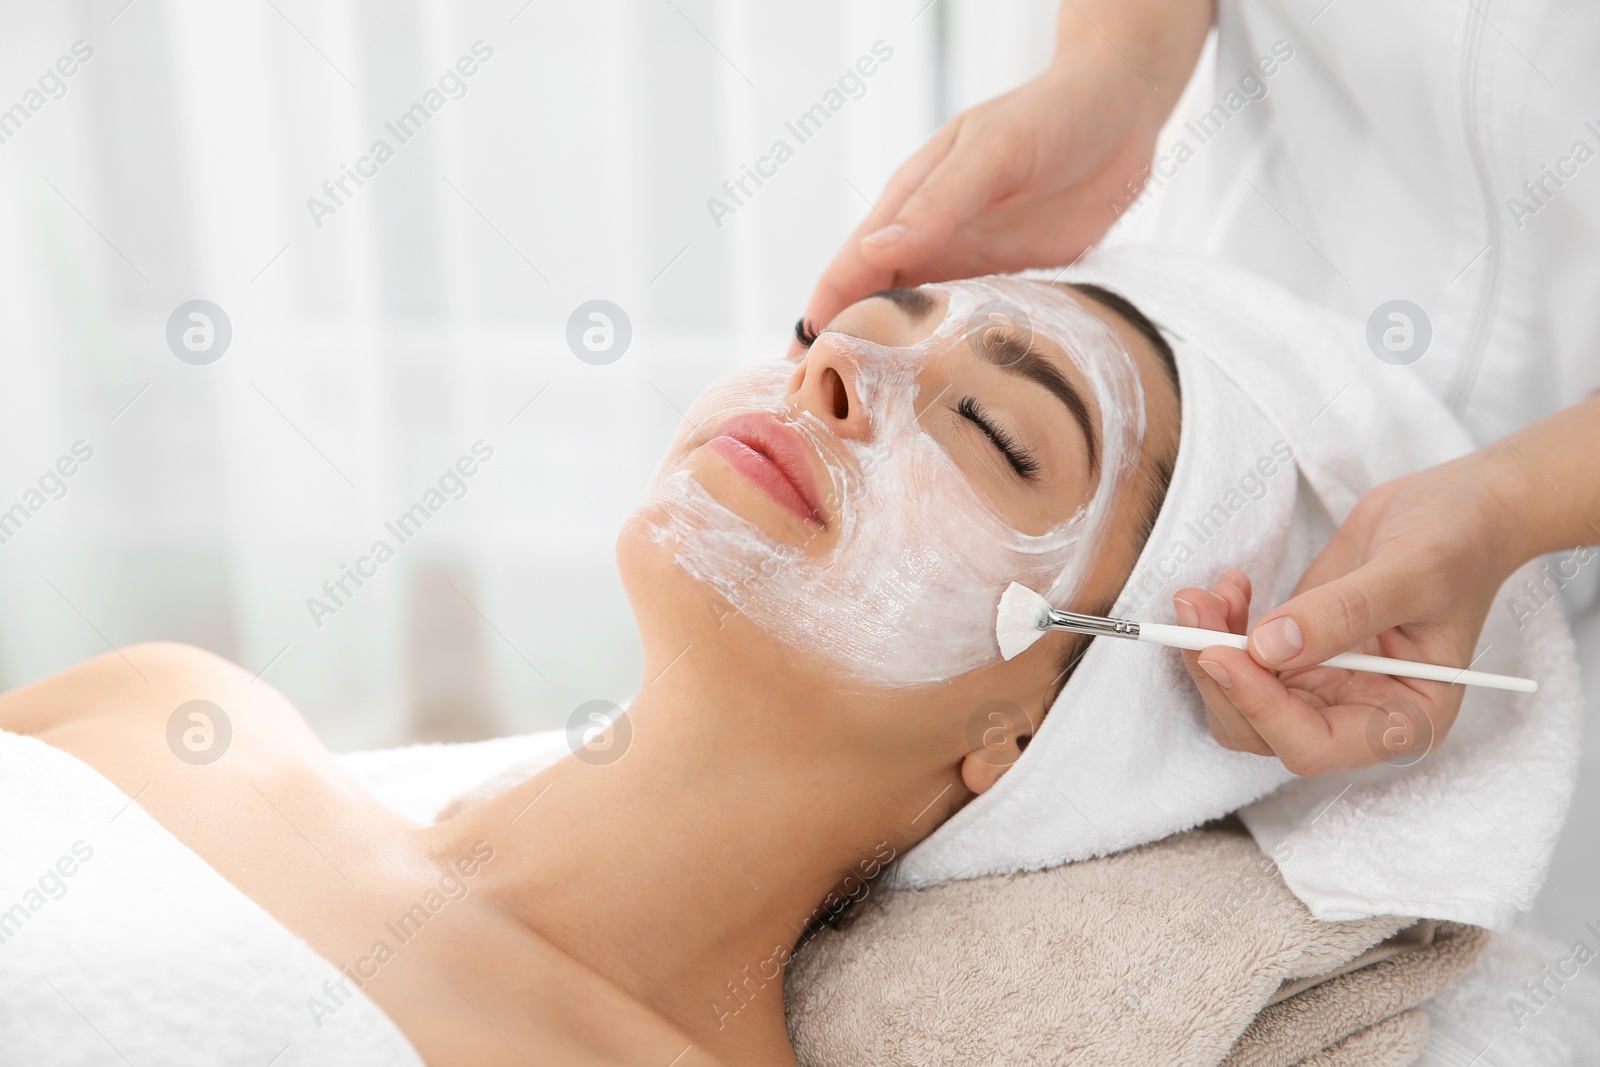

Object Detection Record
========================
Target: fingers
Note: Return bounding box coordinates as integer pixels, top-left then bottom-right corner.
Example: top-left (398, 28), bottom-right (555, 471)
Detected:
top-left (792, 231), bottom-right (902, 360)
top-left (1211, 569), bottom-right (1252, 633)
top-left (797, 113), bottom-right (1033, 355)
top-left (858, 120), bottom-right (963, 253)
top-left (1191, 646), bottom-right (1405, 776)
top-left (1247, 554), bottom-right (1419, 672)
top-left (871, 120), bottom-right (963, 225)
top-left (1194, 661), bottom-right (1272, 755)
top-left (1175, 580), bottom-right (1270, 755)
top-left (1180, 566), bottom-right (1458, 776)
top-left (857, 126), bottom-right (1027, 271)
top-left (793, 125), bottom-right (964, 355)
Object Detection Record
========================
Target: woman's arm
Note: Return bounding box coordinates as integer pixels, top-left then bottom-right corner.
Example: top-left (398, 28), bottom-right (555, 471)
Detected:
top-left (1176, 393), bottom-right (1600, 774)
top-left (793, 0), bottom-right (1215, 355)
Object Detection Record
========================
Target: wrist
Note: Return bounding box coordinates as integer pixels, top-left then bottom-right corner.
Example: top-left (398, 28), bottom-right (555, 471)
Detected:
top-left (1050, 0), bottom-right (1211, 118)
top-left (1040, 48), bottom-right (1165, 152)
top-left (1469, 443), bottom-right (1554, 574)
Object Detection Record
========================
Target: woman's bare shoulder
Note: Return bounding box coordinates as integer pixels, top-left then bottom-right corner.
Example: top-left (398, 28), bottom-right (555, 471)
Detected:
top-left (0, 642), bottom-right (355, 814)
top-left (2, 641), bottom-right (286, 735)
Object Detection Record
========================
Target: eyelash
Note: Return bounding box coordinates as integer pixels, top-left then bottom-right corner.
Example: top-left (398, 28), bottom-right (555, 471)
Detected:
top-left (958, 396), bottom-right (1040, 479)
top-left (794, 318), bottom-right (820, 347)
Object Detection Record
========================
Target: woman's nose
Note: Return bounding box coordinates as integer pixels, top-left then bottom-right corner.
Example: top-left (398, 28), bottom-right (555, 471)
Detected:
top-left (787, 337), bottom-right (873, 442)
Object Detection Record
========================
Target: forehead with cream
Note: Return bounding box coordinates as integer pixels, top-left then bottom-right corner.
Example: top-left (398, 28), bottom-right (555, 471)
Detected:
top-left (639, 277), bottom-right (1147, 688)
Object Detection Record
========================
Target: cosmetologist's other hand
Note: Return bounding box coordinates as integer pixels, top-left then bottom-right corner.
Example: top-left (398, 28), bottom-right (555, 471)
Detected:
top-left (790, 0), bottom-right (1212, 357)
top-left (1171, 466), bottom-right (1507, 774)
top-left (1173, 392), bottom-right (1600, 774)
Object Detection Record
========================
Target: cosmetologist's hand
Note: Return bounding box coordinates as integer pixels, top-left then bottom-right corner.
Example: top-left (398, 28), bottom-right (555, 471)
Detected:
top-left (790, 0), bottom-right (1212, 357)
top-left (1175, 385), bottom-right (1600, 774)
top-left (1172, 455), bottom-right (1530, 775)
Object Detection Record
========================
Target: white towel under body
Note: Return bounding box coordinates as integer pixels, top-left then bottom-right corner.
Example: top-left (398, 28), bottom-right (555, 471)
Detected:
top-left (0, 730), bottom-right (424, 1067)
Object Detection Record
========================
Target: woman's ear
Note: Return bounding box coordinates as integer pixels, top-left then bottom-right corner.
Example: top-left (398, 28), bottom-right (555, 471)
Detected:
top-left (958, 700), bottom-right (1036, 795)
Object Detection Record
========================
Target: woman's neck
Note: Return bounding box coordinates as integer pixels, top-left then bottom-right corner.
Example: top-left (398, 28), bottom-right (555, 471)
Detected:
top-left (426, 654), bottom-right (952, 1061)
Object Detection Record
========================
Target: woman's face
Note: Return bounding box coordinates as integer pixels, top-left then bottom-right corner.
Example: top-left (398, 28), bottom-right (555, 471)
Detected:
top-left (620, 277), bottom-right (1178, 706)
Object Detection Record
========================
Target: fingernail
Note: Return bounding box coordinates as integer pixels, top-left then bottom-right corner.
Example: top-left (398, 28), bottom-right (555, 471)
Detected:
top-left (1173, 596), bottom-right (1200, 627)
top-left (862, 224), bottom-right (904, 247)
top-left (1198, 659), bottom-right (1233, 689)
top-left (1253, 616), bottom-right (1303, 665)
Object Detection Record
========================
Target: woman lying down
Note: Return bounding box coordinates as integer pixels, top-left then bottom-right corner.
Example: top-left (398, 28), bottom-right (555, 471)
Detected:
top-left (0, 248), bottom-right (1563, 1066)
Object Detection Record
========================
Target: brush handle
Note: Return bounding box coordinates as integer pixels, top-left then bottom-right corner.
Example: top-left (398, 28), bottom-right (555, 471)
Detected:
top-left (1135, 623), bottom-right (1538, 694)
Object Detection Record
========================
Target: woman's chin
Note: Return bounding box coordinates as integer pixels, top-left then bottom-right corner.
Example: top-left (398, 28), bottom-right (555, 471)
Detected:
top-left (617, 510), bottom-right (732, 644)
top-left (615, 512), bottom-right (823, 688)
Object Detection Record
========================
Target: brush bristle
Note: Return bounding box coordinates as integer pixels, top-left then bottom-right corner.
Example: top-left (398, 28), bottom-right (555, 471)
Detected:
top-left (995, 582), bottom-right (1051, 660)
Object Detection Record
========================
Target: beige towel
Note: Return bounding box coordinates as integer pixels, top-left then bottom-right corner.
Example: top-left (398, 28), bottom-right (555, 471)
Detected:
top-left (1229, 920), bottom-right (1487, 1067)
top-left (784, 825), bottom-right (1486, 1066)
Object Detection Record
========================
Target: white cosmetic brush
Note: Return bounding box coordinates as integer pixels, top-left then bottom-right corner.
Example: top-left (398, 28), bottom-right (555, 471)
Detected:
top-left (995, 582), bottom-right (1538, 693)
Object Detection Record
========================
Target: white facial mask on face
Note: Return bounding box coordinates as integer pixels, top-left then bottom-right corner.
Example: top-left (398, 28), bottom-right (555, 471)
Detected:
top-left (638, 277), bottom-right (1147, 688)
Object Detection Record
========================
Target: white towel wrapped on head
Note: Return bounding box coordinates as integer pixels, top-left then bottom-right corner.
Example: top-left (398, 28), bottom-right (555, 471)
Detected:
top-left (894, 245), bottom-right (1580, 932)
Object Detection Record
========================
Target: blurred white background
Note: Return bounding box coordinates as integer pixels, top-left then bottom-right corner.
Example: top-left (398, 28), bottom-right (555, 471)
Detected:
top-left (0, 0), bottom-right (1058, 749)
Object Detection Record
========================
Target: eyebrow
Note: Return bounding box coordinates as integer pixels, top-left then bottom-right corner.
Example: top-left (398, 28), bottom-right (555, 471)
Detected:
top-left (977, 330), bottom-right (1100, 476)
top-left (871, 287), bottom-right (939, 319)
top-left (869, 288), bottom-right (1102, 476)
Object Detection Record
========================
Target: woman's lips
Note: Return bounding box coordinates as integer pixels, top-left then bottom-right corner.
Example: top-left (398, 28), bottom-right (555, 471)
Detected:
top-left (705, 412), bottom-right (826, 525)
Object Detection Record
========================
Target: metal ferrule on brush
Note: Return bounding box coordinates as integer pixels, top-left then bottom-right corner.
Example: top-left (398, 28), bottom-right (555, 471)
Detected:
top-left (1043, 608), bottom-right (1141, 640)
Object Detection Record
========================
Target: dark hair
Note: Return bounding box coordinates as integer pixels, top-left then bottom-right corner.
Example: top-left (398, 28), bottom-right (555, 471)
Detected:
top-left (1044, 283), bottom-right (1181, 700)
top-left (1069, 282), bottom-right (1179, 385)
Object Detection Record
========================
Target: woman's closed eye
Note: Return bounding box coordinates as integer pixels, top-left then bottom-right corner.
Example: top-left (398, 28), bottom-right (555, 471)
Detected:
top-left (958, 396), bottom-right (1040, 479)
